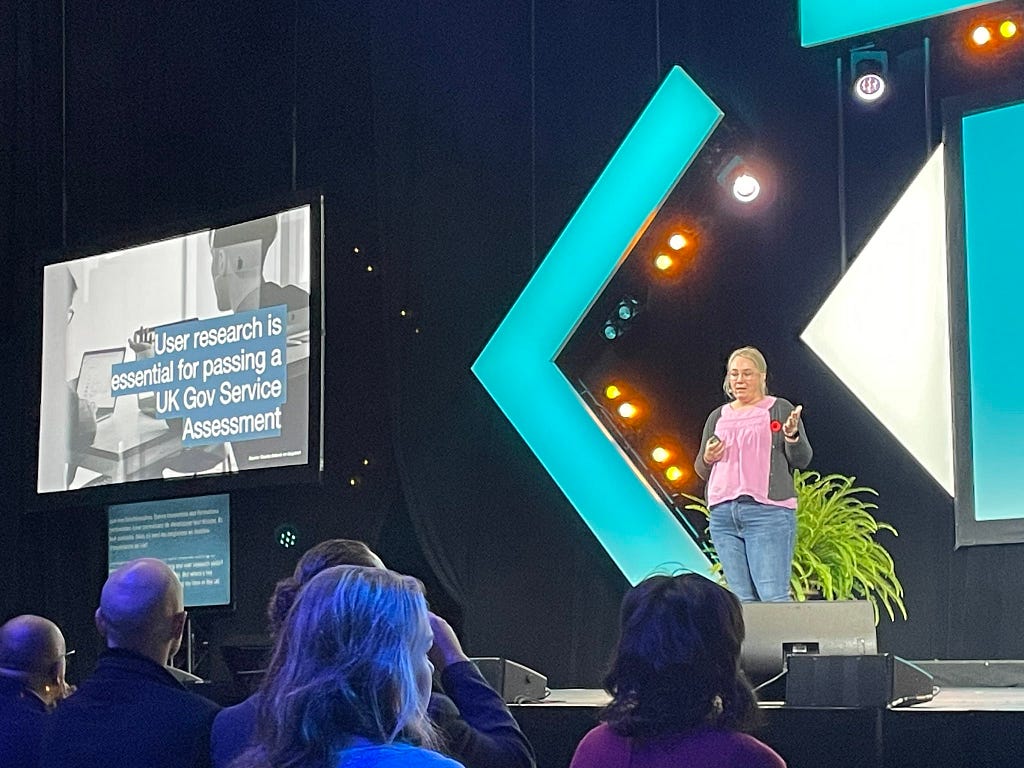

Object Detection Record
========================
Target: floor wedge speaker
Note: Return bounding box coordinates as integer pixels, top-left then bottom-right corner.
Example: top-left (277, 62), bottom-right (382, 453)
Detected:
top-left (221, 641), bottom-right (271, 694)
top-left (470, 657), bottom-right (548, 703)
top-left (786, 654), bottom-right (935, 707)
top-left (741, 600), bottom-right (877, 686)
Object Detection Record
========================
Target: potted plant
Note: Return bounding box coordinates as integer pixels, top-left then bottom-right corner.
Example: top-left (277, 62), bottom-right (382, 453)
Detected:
top-left (681, 469), bottom-right (906, 623)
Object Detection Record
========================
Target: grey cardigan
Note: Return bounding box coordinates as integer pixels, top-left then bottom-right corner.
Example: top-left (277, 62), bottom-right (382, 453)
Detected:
top-left (693, 396), bottom-right (812, 504)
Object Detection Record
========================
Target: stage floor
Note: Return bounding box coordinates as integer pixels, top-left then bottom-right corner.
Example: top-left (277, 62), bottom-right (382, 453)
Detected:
top-left (512, 686), bottom-right (1024, 768)
top-left (539, 683), bottom-right (1024, 710)
top-left (910, 686), bottom-right (1024, 711)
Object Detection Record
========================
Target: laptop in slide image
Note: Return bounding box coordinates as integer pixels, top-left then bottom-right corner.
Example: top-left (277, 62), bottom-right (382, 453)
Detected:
top-left (75, 347), bottom-right (126, 421)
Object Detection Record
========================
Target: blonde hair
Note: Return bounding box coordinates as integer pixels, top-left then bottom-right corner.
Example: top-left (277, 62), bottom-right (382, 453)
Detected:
top-left (722, 346), bottom-right (768, 399)
top-left (239, 565), bottom-right (439, 768)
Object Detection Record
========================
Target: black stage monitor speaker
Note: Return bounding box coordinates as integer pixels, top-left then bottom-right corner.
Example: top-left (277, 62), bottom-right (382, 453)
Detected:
top-left (741, 601), bottom-right (877, 687)
top-left (470, 657), bottom-right (548, 703)
top-left (786, 653), bottom-right (935, 707)
top-left (221, 641), bottom-right (271, 694)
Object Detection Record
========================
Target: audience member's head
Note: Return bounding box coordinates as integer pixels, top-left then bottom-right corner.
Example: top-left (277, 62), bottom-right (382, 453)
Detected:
top-left (600, 572), bottom-right (759, 739)
top-left (242, 565), bottom-right (436, 767)
top-left (266, 538), bottom-right (385, 638)
top-left (95, 558), bottom-right (187, 666)
top-left (0, 615), bottom-right (70, 706)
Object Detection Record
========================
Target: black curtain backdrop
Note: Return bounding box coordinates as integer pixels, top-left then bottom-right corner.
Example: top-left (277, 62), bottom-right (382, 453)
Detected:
top-left (6, 0), bottom-right (1024, 690)
top-left (0, 0), bottom-right (20, 621)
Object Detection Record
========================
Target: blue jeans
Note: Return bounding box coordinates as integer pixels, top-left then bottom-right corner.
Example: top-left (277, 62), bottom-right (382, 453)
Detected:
top-left (709, 496), bottom-right (796, 602)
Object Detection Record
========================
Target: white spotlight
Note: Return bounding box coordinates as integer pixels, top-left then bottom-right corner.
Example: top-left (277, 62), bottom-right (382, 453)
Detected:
top-left (850, 47), bottom-right (889, 105)
top-left (853, 71), bottom-right (887, 103)
top-left (732, 173), bottom-right (761, 203)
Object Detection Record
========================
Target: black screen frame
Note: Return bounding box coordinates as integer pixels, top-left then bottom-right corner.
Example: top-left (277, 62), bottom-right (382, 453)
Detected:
top-left (29, 190), bottom-right (325, 511)
top-left (944, 84), bottom-right (1024, 547)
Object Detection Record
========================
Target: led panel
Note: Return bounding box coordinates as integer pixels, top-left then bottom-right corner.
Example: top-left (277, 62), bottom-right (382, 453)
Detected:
top-left (802, 147), bottom-right (954, 495)
top-left (800, 0), bottom-right (999, 46)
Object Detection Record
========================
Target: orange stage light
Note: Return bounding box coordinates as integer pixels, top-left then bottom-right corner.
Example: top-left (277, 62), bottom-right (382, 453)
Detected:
top-left (964, 16), bottom-right (1023, 55)
top-left (650, 226), bottom-right (700, 278)
top-left (651, 446), bottom-right (671, 464)
top-left (972, 24), bottom-right (993, 46)
top-left (617, 401), bottom-right (639, 419)
top-left (666, 464), bottom-right (693, 483)
top-left (654, 253), bottom-right (675, 271)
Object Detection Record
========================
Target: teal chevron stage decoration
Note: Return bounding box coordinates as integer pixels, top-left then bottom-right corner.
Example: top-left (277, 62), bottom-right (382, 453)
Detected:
top-left (800, 0), bottom-right (999, 46)
top-left (472, 66), bottom-right (721, 585)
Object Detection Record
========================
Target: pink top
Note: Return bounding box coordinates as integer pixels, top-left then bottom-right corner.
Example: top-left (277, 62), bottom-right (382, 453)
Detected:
top-left (570, 723), bottom-right (786, 768)
top-left (707, 396), bottom-right (795, 510)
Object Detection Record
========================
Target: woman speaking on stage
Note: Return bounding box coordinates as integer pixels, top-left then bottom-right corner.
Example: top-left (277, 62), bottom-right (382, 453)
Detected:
top-left (694, 347), bottom-right (811, 602)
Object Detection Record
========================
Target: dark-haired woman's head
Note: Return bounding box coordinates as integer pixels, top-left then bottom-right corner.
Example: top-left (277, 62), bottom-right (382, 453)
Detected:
top-left (266, 539), bottom-right (385, 637)
top-left (601, 573), bottom-right (759, 739)
top-left (242, 565), bottom-right (436, 768)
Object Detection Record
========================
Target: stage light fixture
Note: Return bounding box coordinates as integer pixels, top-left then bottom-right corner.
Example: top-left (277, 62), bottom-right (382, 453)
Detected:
top-left (964, 15), bottom-right (1023, 55)
top-left (850, 48), bottom-right (889, 104)
top-left (274, 523), bottom-right (299, 549)
top-left (665, 465), bottom-right (684, 482)
top-left (653, 228), bottom-right (699, 277)
top-left (651, 446), bottom-right (671, 463)
top-left (604, 384), bottom-right (622, 400)
top-left (716, 155), bottom-right (762, 204)
top-left (732, 173), bottom-right (761, 202)
top-left (602, 296), bottom-right (642, 341)
top-left (654, 253), bottom-right (675, 271)
top-left (617, 401), bottom-right (639, 419)
top-left (972, 24), bottom-right (993, 45)
top-left (616, 297), bottom-right (640, 320)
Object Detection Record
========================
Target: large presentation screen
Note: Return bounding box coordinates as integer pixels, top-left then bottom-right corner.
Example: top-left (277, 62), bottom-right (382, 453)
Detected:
top-left (38, 201), bottom-right (318, 494)
top-left (108, 493), bottom-right (231, 608)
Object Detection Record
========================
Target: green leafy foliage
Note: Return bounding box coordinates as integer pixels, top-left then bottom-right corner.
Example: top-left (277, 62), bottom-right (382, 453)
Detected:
top-left (681, 469), bottom-right (906, 623)
top-left (790, 470), bottom-right (905, 622)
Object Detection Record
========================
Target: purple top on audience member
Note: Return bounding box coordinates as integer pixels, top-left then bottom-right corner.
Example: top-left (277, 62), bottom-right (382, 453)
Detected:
top-left (569, 723), bottom-right (786, 768)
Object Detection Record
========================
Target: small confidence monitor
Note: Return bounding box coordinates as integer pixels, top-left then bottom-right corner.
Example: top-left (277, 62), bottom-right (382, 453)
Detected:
top-left (107, 493), bottom-right (231, 609)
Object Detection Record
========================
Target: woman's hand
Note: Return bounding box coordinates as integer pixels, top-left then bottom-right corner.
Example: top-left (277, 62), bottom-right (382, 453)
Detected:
top-left (703, 436), bottom-right (726, 464)
top-left (783, 405), bottom-right (803, 439)
top-left (428, 612), bottom-right (470, 672)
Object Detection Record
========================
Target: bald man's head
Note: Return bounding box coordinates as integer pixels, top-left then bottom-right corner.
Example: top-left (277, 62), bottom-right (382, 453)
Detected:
top-left (96, 558), bottom-right (186, 664)
top-left (0, 615), bottom-right (67, 700)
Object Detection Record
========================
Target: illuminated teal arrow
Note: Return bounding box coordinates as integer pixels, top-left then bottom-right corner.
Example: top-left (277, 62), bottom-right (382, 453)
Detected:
top-left (472, 66), bottom-right (721, 585)
top-left (800, 0), bottom-right (999, 47)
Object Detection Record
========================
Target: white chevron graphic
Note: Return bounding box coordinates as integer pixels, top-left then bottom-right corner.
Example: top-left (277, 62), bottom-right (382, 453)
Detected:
top-left (802, 146), bottom-right (954, 495)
